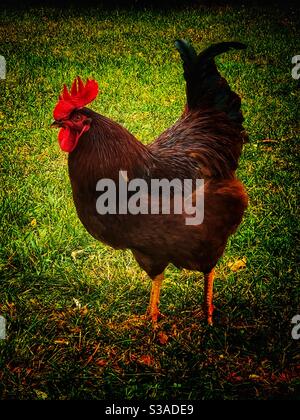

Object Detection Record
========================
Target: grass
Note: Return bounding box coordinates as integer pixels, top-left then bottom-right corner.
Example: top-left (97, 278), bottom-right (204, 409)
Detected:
top-left (0, 3), bottom-right (299, 400)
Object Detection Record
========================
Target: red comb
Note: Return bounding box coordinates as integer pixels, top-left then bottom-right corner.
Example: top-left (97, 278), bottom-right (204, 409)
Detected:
top-left (53, 76), bottom-right (99, 120)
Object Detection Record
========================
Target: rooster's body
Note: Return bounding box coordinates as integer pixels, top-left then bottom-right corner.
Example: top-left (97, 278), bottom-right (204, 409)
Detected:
top-left (52, 40), bottom-right (248, 325)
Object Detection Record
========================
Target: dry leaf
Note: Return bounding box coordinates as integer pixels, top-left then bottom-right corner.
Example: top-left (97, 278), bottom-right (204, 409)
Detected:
top-left (80, 306), bottom-right (88, 316)
top-left (96, 359), bottom-right (108, 367)
top-left (227, 372), bottom-right (243, 382)
top-left (139, 355), bottom-right (153, 366)
top-left (70, 327), bottom-right (81, 334)
top-left (84, 343), bottom-right (100, 366)
top-left (228, 257), bottom-right (247, 272)
top-left (157, 331), bottom-right (169, 345)
top-left (34, 390), bottom-right (48, 400)
top-left (30, 219), bottom-right (37, 227)
top-left (249, 374), bottom-right (260, 380)
top-left (54, 338), bottom-right (69, 345)
top-left (71, 249), bottom-right (84, 261)
top-left (261, 139), bottom-right (278, 143)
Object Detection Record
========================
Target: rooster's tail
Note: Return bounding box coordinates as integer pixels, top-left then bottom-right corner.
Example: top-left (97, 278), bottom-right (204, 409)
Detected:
top-left (175, 40), bottom-right (247, 140)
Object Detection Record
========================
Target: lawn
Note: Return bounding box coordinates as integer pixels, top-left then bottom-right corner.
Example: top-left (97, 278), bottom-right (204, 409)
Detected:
top-left (0, 3), bottom-right (299, 400)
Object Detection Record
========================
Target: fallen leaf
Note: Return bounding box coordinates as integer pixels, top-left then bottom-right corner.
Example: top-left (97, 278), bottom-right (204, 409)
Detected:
top-left (129, 354), bottom-right (137, 362)
top-left (70, 327), bottom-right (81, 334)
top-left (30, 219), bottom-right (37, 227)
top-left (54, 338), bottom-right (69, 345)
top-left (157, 331), bottom-right (169, 345)
top-left (84, 343), bottom-right (100, 366)
top-left (80, 306), bottom-right (88, 316)
top-left (226, 372), bottom-right (243, 383)
top-left (260, 139), bottom-right (278, 143)
top-left (96, 359), bottom-right (108, 367)
top-left (228, 257), bottom-right (247, 272)
top-left (34, 390), bottom-right (48, 400)
top-left (139, 355), bottom-right (153, 366)
top-left (71, 249), bottom-right (84, 261)
top-left (277, 373), bottom-right (289, 382)
top-left (11, 367), bottom-right (22, 374)
top-left (249, 374), bottom-right (260, 380)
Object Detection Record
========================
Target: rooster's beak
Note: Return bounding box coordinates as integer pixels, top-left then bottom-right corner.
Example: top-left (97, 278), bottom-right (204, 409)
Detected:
top-left (50, 120), bottom-right (63, 128)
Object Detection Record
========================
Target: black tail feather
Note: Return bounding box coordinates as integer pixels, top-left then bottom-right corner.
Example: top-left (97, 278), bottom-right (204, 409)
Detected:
top-left (175, 40), bottom-right (247, 132)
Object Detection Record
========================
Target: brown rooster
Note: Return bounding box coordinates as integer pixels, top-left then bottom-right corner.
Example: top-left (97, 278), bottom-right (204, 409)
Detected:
top-left (51, 40), bottom-right (248, 325)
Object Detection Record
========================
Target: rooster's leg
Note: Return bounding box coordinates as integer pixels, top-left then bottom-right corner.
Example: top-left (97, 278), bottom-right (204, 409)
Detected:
top-left (204, 269), bottom-right (215, 326)
top-left (147, 273), bottom-right (163, 324)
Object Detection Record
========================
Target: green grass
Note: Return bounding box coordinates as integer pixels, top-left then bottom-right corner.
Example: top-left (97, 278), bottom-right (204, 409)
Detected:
top-left (0, 4), bottom-right (299, 400)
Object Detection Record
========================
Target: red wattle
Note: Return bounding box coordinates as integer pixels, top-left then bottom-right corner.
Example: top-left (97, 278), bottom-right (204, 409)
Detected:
top-left (58, 125), bottom-right (90, 153)
top-left (58, 127), bottom-right (79, 152)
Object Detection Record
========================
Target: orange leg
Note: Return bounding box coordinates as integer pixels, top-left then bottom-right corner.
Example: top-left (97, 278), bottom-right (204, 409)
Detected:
top-left (147, 273), bottom-right (163, 324)
top-left (204, 269), bottom-right (215, 326)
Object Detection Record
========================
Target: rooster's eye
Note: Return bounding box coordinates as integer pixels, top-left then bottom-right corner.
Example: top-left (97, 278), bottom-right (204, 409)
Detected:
top-left (72, 114), bottom-right (82, 122)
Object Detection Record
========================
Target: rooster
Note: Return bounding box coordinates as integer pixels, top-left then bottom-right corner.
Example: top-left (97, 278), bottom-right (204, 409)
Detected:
top-left (51, 40), bottom-right (248, 325)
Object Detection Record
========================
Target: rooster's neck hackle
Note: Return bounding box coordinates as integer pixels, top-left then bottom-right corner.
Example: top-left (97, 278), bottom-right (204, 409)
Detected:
top-left (68, 108), bottom-right (153, 189)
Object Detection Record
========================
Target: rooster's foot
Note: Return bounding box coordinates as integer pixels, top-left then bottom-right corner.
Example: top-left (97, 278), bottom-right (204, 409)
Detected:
top-left (193, 304), bottom-right (215, 326)
top-left (146, 307), bottom-right (165, 328)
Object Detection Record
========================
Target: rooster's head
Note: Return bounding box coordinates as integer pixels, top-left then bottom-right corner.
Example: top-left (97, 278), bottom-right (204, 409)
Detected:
top-left (51, 76), bottom-right (99, 153)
